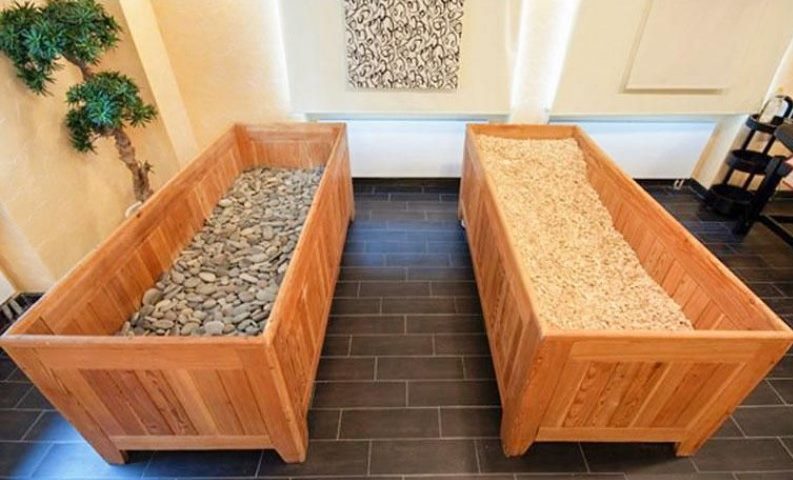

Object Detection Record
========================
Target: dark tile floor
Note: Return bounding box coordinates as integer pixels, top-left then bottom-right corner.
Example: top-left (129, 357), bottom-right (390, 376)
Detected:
top-left (1, 178), bottom-right (793, 479)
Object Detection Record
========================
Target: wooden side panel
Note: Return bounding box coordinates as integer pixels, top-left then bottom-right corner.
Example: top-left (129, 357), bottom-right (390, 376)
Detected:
top-left (9, 130), bottom-right (245, 336)
top-left (459, 124), bottom-right (793, 458)
top-left (265, 124), bottom-right (353, 424)
top-left (580, 130), bottom-right (784, 333)
top-left (459, 128), bottom-right (554, 456)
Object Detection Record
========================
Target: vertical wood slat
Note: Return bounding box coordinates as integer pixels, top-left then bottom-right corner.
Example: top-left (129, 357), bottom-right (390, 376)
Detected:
top-left (459, 124), bottom-right (793, 458)
top-left (1, 123), bottom-right (352, 465)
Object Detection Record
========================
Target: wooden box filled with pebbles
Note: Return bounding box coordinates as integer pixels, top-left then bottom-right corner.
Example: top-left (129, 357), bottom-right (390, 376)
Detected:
top-left (0, 123), bottom-right (354, 464)
top-left (459, 124), bottom-right (793, 457)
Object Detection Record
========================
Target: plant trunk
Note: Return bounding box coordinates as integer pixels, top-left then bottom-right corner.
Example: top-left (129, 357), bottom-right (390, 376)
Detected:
top-left (66, 56), bottom-right (154, 204)
top-left (111, 128), bottom-right (152, 203)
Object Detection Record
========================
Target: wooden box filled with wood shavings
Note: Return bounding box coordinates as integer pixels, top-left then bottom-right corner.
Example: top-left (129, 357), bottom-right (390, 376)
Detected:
top-left (459, 123), bottom-right (793, 457)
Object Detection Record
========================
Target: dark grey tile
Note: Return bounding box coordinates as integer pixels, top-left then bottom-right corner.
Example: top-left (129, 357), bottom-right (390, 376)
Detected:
top-left (769, 379), bottom-right (793, 403)
top-left (339, 266), bottom-right (406, 281)
top-left (382, 297), bottom-right (457, 314)
top-left (742, 381), bottom-right (784, 405)
top-left (308, 409), bottom-right (340, 439)
top-left (463, 356), bottom-right (496, 379)
top-left (441, 407), bottom-right (500, 437)
top-left (312, 381), bottom-right (406, 408)
top-left (736, 473), bottom-right (793, 480)
top-left (4, 367), bottom-right (30, 383)
top-left (408, 267), bottom-right (475, 281)
top-left (477, 439), bottom-right (587, 473)
top-left (333, 281), bottom-right (359, 297)
top-left (427, 240), bottom-right (470, 254)
top-left (327, 315), bottom-right (404, 335)
top-left (582, 443), bottom-right (696, 474)
top-left (386, 253), bottom-right (450, 267)
top-left (36, 443), bottom-right (149, 479)
top-left (733, 406), bottom-right (793, 436)
top-left (351, 334), bottom-right (433, 356)
top-left (343, 240), bottom-right (365, 253)
top-left (748, 282), bottom-right (784, 297)
top-left (713, 416), bottom-right (743, 438)
top-left (358, 281), bottom-right (430, 297)
top-left (378, 356), bottom-right (464, 380)
top-left (330, 298), bottom-right (381, 315)
top-left (365, 240), bottom-right (426, 253)
top-left (431, 281), bottom-right (479, 296)
top-left (370, 439), bottom-right (478, 474)
top-left (0, 382), bottom-right (30, 408)
top-left (423, 476), bottom-right (513, 480)
top-left (435, 334), bottom-right (491, 355)
top-left (342, 252), bottom-right (386, 266)
top-left (627, 474), bottom-right (734, 480)
top-left (258, 440), bottom-right (369, 477)
top-left (407, 314), bottom-right (484, 333)
top-left (317, 358), bottom-right (375, 381)
top-left (0, 410), bottom-right (40, 441)
top-left (357, 199), bottom-right (408, 211)
top-left (692, 438), bottom-right (793, 471)
top-left (0, 441), bottom-right (51, 478)
top-left (340, 408), bottom-right (439, 438)
top-left (0, 359), bottom-right (16, 381)
top-left (409, 380), bottom-right (500, 406)
top-left (771, 355), bottom-right (793, 378)
top-left (455, 296), bottom-right (483, 314)
top-left (370, 210), bottom-right (427, 221)
top-left (24, 411), bottom-right (84, 442)
top-left (408, 201), bottom-right (459, 212)
top-left (321, 336), bottom-right (351, 357)
top-left (763, 298), bottom-right (793, 315)
top-left (516, 476), bottom-right (624, 480)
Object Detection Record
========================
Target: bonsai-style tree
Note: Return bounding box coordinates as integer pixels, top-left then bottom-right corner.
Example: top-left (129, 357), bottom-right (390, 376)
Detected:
top-left (0, 0), bottom-right (157, 202)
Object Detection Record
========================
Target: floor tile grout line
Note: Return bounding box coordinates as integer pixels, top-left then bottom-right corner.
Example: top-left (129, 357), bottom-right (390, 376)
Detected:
top-left (253, 448), bottom-right (264, 478)
top-left (577, 442), bottom-right (591, 473)
top-left (779, 434), bottom-right (793, 461)
top-left (18, 410), bottom-right (44, 442)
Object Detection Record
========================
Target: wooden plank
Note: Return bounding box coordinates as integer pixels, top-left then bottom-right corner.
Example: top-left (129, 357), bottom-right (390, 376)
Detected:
top-left (112, 435), bottom-right (272, 450)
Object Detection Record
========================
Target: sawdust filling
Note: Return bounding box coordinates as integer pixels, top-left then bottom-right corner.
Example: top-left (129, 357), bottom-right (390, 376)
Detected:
top-left (476, 135), bottom-right (693, 331)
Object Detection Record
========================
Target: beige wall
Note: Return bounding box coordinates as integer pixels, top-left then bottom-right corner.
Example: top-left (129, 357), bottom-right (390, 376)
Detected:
top-left (0, 0), bottom-right (180, 289)
top-left (151, 0), bottom-right (291, 148)
top-left (119, 0), bottom-right (198, 166)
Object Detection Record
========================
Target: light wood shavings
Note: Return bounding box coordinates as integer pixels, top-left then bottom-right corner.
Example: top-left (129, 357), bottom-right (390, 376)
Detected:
top-left (476, 135), bottom-right (692, 331)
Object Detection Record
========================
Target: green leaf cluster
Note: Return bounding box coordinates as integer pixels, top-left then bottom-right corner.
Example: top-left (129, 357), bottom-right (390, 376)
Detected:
top-left (66, 72), bottom-right (157, 151)
top-left (0, 0), bottom-right (156, 152)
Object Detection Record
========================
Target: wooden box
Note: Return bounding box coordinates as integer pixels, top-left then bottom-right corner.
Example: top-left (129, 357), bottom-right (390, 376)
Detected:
top-left (459, 124), bottom-right (793, 457)
top-left (0, 123), bottom-right (354, 464)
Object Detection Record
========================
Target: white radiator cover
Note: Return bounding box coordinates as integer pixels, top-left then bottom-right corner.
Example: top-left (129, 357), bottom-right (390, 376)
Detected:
top-left (337, 119), bottom-right (715, 180)
top-left (552, 120), bottom-right (716, 179)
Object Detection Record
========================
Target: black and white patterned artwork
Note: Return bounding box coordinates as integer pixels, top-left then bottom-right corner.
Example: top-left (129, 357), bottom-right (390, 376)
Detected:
top-left (344, 0), bottom-right (465, 90)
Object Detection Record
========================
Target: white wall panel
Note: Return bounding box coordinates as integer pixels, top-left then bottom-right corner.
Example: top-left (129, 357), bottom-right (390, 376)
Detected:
top-left (280, 0), bottom-right (516, 115)
top-left (553, 0), bottom-right (793, 115)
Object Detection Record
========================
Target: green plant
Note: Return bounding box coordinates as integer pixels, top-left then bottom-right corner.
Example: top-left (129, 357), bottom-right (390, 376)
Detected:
top-left (0, 0), bottom-right (158, 202)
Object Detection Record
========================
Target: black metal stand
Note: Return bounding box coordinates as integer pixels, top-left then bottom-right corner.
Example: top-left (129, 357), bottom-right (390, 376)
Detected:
top-left (706, 97), bottom-right (793, 217)
top-left (733, 124), bottom-right (793, 245)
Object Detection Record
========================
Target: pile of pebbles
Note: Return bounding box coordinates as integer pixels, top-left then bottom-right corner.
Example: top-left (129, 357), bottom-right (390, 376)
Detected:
top-left (118, 166), bottom-right (324, 337)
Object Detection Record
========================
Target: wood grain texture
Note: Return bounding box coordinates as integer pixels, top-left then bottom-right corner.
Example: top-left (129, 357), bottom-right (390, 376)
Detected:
top-left (0, 123), bottom-right (354, 465)
top-left (459, 123), bottom-right (793, 458)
